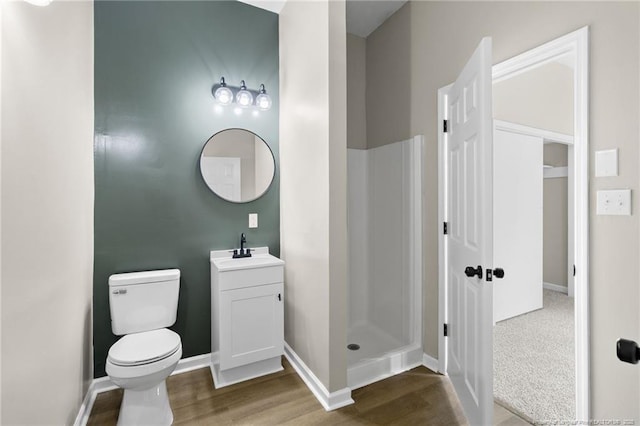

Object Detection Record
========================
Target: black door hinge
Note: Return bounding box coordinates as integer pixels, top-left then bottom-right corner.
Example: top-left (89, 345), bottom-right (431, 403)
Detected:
top-left (573, 264), bottom-right (576, 277)
top-left (443, 120), bottom-right (449, 133)
top-left (443, 222), bottom-right (448, 235)
top-left (444, 323), bottom-right (448, 337)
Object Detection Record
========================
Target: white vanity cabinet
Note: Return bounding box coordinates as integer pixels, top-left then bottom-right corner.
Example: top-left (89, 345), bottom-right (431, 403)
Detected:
top-left (210, 247), bottom-right (284, 388)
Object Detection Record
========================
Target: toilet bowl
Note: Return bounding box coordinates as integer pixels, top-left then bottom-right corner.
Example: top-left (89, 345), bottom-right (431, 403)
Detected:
top-left (106, 269), bottom-right (182, 426)
top-left (106, 328), bottom-right (182, 426)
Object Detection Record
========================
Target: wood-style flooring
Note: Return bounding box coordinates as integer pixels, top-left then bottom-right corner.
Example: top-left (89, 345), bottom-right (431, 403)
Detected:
top-left (88, 358), bottom-right (529, 425)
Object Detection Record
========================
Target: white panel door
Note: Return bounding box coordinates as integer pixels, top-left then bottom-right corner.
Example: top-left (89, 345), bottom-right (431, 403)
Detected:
top-left (201, 156), bottom-right (241, 201)
top-left (445, 38), bottom-right (494, 426)
top-left (493, 128), bottom-right (543, 323)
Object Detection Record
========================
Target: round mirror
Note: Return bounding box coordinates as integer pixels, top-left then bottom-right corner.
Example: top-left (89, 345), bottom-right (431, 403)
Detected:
top-left (199, 129), bottom-right (275, 203)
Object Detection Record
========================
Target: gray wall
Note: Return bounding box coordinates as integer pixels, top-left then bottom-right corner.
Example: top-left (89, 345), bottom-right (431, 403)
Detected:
top-left (366, 1), bottom-right (639, 419)
top-left (347, 33), bottom-right (367, 150)
top-left (494, 61), bottom-right (574, 135)
top-left (94, 1), bottom-right (279, 378)
top-left (279, 0), bottom-right (348, 393)
top-left (1, 2), bottom-right (94, 423)
top-left (366, 8), bottom-right (410, 150)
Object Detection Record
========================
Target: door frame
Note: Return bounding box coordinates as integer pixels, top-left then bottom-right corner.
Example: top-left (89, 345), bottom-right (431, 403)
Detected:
top-left (437, 26), bottom-right (590, 421)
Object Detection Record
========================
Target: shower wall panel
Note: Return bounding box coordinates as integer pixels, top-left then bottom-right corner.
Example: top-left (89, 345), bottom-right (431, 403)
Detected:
top-left (348, 140), bottom-right (413, 346)
top-left (347, 149), bottom-right (369, 329)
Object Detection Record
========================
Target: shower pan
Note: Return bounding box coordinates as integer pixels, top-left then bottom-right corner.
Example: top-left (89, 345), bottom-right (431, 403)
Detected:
top-left (347, 135), bottom-right (423, 390)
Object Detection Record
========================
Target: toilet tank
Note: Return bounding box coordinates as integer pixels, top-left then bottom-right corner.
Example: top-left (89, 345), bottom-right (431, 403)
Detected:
top-left (109, 269), bottom-right (180, 335)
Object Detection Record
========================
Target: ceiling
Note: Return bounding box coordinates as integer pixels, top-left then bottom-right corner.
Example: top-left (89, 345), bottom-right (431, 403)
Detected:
top-left (238, 0), bottom-right (407, 38)
top-left (346, 0), bottom-right (407, 38)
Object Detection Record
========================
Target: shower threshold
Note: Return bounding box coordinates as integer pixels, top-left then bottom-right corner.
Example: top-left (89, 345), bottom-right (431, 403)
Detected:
top-left (347, 343), bottom-right (423, 390)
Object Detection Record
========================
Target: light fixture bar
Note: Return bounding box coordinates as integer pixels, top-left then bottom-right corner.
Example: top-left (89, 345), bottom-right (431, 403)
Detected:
top-left (211, 77), bottom-right (272, 111)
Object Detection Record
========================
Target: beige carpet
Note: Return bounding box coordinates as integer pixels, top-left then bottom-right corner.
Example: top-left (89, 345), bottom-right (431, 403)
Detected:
top-left (494, 289), bottom-right (575, 424)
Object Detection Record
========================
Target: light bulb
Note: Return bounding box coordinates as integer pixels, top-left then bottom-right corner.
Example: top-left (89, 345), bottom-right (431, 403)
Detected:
top-left (236, 80), bottom-right (254, 107)
top-left (214, 77), bottom-right (233, 105)
top-left (256, 84), bottom-right (272, 111)
top-left (215, 87), bottom-right (233, 105)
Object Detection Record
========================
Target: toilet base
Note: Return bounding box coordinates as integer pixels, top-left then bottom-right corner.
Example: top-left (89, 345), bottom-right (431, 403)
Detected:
top-left (117, 380), bottom-right (173, 426)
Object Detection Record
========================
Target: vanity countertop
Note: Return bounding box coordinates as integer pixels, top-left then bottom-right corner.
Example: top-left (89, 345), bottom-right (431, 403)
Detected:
top-left (210, 247), bottom-right (284, 272)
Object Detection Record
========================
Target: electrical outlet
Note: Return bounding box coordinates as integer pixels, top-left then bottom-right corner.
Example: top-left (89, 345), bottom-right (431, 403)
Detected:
top-left (596, 189), bottom-right (631, 215)
top-left (249, 213), bottom-right (258, 228)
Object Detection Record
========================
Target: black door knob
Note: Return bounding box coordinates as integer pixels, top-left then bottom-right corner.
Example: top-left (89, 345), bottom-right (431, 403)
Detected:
top-left (617, 339), bottom-right (639, 364)
top-left (493, 268), bottom-right (505, 279)
top-left (464, 265), bottom-right (483, 279)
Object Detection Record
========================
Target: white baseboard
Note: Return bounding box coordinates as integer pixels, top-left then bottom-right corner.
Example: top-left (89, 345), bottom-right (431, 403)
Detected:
top-left (73, 381), bottom-right (100, 426)
top-left (422, 353), bottom-right (439, 374)
top-left (76, 345), bottom-right (357, 424)
top-left (73, 352), bottom-right (212, 426)
top-left (283, 342), bottom-right (354, 411)
top-left (173, 353), bottom-right (211, 375)
top-left (544, 282), bottom-right (568, 294)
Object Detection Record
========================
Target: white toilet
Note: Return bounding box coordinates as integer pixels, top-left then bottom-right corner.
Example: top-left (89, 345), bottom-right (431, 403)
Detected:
top-left (106, 269), bottom-right (183, 426)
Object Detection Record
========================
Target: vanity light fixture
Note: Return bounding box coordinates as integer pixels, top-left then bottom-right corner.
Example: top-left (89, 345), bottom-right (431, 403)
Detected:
top-left (212, 77), bottom-right (272, 111)
top-left (213, 77), bottom-right (233, 106)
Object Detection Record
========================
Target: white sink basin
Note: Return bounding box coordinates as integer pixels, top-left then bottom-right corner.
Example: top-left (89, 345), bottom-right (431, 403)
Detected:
top-left (211, 248), bottom-right (284, 272)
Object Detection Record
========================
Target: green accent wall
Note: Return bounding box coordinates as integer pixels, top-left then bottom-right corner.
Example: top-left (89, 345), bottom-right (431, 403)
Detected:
top-left (93, 1), bottom-right (279, 377)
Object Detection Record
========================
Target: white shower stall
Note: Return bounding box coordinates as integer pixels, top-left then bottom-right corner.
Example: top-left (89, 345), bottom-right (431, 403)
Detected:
top-left (347, 136), bottom-right (423, 390)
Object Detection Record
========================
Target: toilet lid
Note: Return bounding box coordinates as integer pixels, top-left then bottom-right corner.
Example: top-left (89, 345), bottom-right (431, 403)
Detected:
top-left (108, 329), bottom-right (181, 366)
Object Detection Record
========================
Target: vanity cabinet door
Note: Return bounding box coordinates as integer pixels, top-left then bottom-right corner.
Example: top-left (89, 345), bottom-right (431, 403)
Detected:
top-left (219, 282), bottom-right (284, 371)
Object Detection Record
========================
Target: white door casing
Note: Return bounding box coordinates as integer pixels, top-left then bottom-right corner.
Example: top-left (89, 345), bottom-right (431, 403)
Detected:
top-left (439, 27), bottom-right (590, 422)
top-left (443, 37), bottom-right (494, 426)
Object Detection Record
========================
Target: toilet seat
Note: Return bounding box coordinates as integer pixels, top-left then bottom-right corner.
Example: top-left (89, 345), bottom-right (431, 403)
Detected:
top-left (108, 329), bottom-right (181, 367)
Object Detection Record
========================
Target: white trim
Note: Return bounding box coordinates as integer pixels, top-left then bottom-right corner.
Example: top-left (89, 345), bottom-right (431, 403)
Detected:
top-left (77, 344), bottom-right (357, 423)
top-left (173, 353), bottom-right (211, 375)
top-left (73, 380), bottom-right (102, 426)
top-left (542, 166), bottom-right (569, 179)
top-left (544, 166), bottom-right (569, 179)
top-left (422, 353), bottom-right (440, 374)
top-left (438, 26), bottom-right (590, 423)
top-left (284, 342), bottom-right (354, 411)
top-left (437, 84), bottom-right (452, 377)
top-left (573, 28), bottom-right (590, 423)
top-left (91, 375), bottom-right (118, 394)
top-left (544, 282), bottom-right (569, 294)
top-left (210, 354), bottom-right (283, 389)
top-left (73, 352), bottom-right (212, 426)
top-left (493, 29), bottom-right (583, 84)
top-left (496, 26), bottom-right (590, 422)
top-left (493, 119), bottom-right (574, 145)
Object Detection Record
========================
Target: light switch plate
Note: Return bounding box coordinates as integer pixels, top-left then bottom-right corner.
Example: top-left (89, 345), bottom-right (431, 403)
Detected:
top-left (596, 189), bottom-right (631, 215)
top-left (248, 213), bottom-right (258, 228)
top-left (595, 149), bottom-right (618, 177)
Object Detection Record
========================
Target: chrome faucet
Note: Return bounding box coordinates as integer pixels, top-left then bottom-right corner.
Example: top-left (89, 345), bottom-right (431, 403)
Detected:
top-left (233, 232), bottom-right (252, 258)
